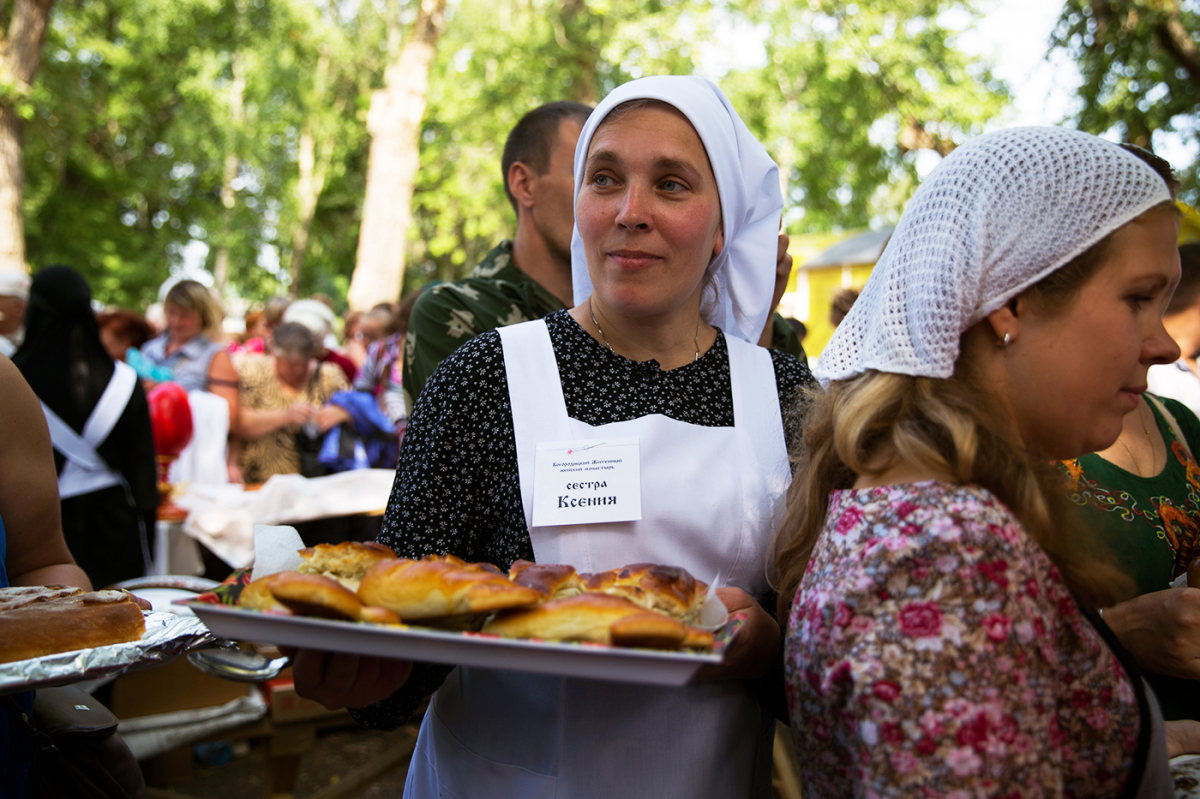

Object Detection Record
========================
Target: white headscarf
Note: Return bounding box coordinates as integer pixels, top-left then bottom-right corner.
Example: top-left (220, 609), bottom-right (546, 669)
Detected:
top-left (570, 76), bottom-right (782, 344)
top-left (815, 126), bottom-right (1173, 384)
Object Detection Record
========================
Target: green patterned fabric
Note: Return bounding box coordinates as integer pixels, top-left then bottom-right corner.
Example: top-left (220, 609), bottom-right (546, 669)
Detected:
top-left (402, 241), bottom-right (563, 415)
top-left (402, 239), bottom-right (806, 414)
top-left (1061, 395), bottom-right (1200, 596)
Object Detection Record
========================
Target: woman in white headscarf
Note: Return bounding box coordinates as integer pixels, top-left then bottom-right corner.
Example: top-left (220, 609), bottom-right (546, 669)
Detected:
top-left (291, 76), bottom-right (814, 797)
top-left (774, 127), bottom-right (1199, 796)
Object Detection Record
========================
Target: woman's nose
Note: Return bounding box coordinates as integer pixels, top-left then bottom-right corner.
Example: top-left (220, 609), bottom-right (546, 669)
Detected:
top-left (1146, 319), bottom-right (1182, 366)
top-left (615, 185), bottom-right (651, 230)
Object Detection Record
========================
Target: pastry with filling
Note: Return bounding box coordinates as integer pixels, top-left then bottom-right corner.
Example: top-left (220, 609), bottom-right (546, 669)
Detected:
top-left (0, 588), bottom-right (145, 663)
top-left (508, 560), bottom-right (583, 599)
top-left (483, 593), bottom-right (705, 649)
top-left (240, 572), bottom-right (400, 624)
top-left (297, 541), bottom-right (398, 592)
top-left (358, 557), bottom-right (542, 626)
top-left (583, 563), bottom-right (708, 624)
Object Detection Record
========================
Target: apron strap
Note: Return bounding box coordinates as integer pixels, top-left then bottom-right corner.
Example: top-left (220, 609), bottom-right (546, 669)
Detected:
top-left (726, 337), bottom-right (788, 481)
top-left (498, 320), bottom-right (572, 531)
top-left (724, 337), bottom-right (790, 589)
top-left (44, 362), bottom-right (137, 500)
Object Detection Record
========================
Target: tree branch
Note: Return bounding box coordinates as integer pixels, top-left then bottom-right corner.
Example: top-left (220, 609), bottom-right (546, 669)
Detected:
top-left (1154, 0), bottom-right (1200, 83)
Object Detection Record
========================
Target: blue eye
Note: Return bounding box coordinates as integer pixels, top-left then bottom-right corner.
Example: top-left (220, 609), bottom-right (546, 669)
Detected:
top-left (661, 180), bottom-right (683, 191)
top-left (593, 174), bottom-right (614, 187)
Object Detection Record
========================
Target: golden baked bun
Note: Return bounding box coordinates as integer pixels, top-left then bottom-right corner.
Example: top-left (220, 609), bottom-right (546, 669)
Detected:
top-left (298, 541), bottom-right (399, 591)
top-left (0, 589), bottom-right (145, 663)
top-left (508, 560), bottom-right (583, 599)
top-left (483, 594), bottom-right (690, 649)
top-left (241, 572), bottom-right (400, 624)
top-left (582, 563), bottom-right (707, 624)
top-left (239, 573), bottom-right (291, 613)
top-left (358, 558), bottom-right (542, 621)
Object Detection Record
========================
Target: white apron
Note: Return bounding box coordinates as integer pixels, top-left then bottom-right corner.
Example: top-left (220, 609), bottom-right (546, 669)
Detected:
top-left (405, 320), bottom-right (790, 799)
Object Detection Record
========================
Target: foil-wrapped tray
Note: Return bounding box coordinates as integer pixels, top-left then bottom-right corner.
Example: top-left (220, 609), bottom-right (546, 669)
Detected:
top-left (0, 610), bottom-right (214, 696)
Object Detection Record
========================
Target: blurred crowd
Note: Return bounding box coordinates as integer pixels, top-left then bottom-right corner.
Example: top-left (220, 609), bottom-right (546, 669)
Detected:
top-left (0, 267), bottom-right (421, 589)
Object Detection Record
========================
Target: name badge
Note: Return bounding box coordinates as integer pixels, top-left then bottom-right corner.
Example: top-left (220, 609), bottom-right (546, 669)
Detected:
top-left (531, 438), bottom-right (641, 527)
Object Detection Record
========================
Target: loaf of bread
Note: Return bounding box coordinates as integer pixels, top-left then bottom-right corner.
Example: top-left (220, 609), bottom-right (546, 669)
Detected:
top-left (240, 572), bottom-right (400, 624)
top-left (483, 593), bottom-right (695, 649)
top-left (297, 541), bottom-right (398, 591)
top-left (0, 588), bottom-right (146, 664)
top-left (358, 556), bottom-right (543, 622)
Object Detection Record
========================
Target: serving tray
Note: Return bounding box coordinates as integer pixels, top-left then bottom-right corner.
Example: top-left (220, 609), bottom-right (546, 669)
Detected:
top-left (185, 602), bottom-right (738, 686)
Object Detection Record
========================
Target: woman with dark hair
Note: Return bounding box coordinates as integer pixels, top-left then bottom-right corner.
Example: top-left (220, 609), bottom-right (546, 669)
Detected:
top-left (12, 266), bottom-right (157, 589)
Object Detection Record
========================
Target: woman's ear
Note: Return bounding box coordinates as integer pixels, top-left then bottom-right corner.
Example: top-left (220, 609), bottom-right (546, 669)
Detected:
top-left (712, 222), bottom-right (725, 259)
top-left (985, 299), bottom-right (1020, 348)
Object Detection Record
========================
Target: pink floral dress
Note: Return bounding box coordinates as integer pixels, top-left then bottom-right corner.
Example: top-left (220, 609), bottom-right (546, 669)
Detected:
top-left (786, 481), bottom-right (1142, 798)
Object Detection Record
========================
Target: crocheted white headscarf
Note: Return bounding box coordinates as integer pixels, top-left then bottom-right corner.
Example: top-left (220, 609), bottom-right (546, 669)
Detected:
top-left (570, 76), bottom-right (783, 344)
top-left (814, 126), bottom-right (1172, 384)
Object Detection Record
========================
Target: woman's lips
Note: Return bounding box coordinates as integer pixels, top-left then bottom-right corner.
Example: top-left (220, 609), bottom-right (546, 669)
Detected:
top-left (1119, 387), bottom-right (1145, 408)
top-left (608, 250), bottom-right (661, 269)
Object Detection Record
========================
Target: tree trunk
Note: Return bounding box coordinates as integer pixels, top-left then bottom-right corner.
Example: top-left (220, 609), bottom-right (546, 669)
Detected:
top-left (212, 36), bottom-right (246, 293)
top-left (347, 0), bottom-right (448, 311)
top-left (0, 0), bottom-right (55, 273)
top-left (287, 125), bottom-right (329, 296)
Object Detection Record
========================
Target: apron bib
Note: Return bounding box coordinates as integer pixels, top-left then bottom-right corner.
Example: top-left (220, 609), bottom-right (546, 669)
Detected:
top-left (406, 319), bottom-right (789, 799)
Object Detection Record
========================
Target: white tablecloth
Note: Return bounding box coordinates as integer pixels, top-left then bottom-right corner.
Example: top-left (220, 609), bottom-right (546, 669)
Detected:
top-left (173, 470), bottom-right (396, 568)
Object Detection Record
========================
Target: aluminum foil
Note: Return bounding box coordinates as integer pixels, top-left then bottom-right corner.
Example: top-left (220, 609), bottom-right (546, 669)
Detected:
top-left (0, 611), bottom-right (214, 695)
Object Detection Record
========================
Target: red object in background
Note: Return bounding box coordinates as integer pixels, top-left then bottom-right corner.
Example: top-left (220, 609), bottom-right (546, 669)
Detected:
top-left (148, 382), bottom-right (193, 457)
top-left (147, 382), bottom-right (193, 521)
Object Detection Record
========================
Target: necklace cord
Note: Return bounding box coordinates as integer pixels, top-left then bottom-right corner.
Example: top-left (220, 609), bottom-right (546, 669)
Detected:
top-left (589, 303), bottom-right (701, 363)
top-left (1117, 401), bottom-right (1157, 477)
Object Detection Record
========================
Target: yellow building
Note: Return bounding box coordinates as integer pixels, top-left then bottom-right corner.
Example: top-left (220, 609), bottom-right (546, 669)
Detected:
top-left (785, 202), bottom-right (1198, 360)
top-left (779, 228), bottom-right (892, 358)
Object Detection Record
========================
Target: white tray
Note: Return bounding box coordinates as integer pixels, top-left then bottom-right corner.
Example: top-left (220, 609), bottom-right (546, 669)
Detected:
top-left (186, 602), bottom-right (730, 686)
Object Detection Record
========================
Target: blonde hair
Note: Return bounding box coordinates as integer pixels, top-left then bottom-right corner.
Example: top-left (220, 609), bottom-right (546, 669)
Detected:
top-left (773, 365), bottom-right (1128, 620)
top-left (164, 280), bottom-right (224, 340)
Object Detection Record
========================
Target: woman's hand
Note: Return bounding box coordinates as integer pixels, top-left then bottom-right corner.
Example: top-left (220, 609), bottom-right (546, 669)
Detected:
top-left (285, 402), bottom-right (316, 427)
top-left (1103, 587), bottom-right (1200, 680)
top-left (1167, 719), bottom-right (1200, 757)
top-left (693, 587), bottom-right (780, 682)
top-left (316, 405), bottom-right (352, 433)
top-left (290, 648), bottom-right (412, 711)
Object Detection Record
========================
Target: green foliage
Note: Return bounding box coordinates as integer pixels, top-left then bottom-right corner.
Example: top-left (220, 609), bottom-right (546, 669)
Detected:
top-left (23, 0), bottom-right (1011, 307)
top-left (26, 0), bottom-right (237, 305)
top-left (723, 0), bottom-right (1008, 235)
top-left (409, 0), bottom-right (711, 287)
top-left (1052, 0), bottom-right (1200, 206)
top-left (25, 0), bottom-right (382, 309)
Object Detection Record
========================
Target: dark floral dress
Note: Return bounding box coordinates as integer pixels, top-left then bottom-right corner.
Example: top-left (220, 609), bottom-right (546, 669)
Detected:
top-left (786, 481), bottom-right (1141, 798)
